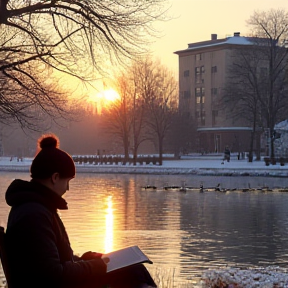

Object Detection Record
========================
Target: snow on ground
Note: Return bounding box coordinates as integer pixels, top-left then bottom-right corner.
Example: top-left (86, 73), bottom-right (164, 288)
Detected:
top-left (201, 266), bottom-right (288, 288)
top-left (1, 155), bottom-right (288, 177)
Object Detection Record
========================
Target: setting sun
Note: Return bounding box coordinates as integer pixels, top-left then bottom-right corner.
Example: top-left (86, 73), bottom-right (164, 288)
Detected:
top-left (86, 88), bottom-right (120, 113)
top-left (88, 88), bottom-right (120, 104)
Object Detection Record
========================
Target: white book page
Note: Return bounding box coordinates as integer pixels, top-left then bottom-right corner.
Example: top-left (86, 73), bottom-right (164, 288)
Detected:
top-left (103, 245), bottom-right (152, 272)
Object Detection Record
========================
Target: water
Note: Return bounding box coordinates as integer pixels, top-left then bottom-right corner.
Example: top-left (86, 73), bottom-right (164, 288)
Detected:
top-left (1, 172), bottom-right (288, 287)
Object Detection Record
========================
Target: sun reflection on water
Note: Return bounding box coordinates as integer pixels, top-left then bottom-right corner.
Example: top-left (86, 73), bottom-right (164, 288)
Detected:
top-left (104, 195), bottom-right (114, 253)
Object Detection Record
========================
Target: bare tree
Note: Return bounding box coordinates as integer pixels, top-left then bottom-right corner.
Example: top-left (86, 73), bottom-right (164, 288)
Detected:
top-left (101, 76), bottom-right (133, 162)
top-left (222, 9), bottom-right (288, 160)
top-left (0, 54), bottom-right (71, 130)
top-left (137, 58), bottom-right (178, 165)
top-left (247, 9), bottom-right (288, 159)
top-left (101, 69), bottom-right (147, 164)
top-left (222, 46), bottom-right (265, 161)
top-left (130, 79), bottom-right (147, 165)
top-left (167, 111), bottom-right (197, 157)
top-left (0, 0), bottom-right (168, 129)
top-left (101, 58), bottom-right (178, 165)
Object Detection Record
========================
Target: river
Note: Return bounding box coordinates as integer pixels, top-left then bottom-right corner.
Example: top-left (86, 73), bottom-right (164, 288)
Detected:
top-left (1, 172), bottom-right (288, 287)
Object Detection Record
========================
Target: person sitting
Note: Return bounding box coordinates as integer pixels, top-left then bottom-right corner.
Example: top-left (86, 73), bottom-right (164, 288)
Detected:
top-left (5, 134), bottom-right (156, 288)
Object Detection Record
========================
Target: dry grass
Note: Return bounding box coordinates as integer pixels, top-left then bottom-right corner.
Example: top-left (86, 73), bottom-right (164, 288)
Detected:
top-left (149, 267), bottom-right (200, 288)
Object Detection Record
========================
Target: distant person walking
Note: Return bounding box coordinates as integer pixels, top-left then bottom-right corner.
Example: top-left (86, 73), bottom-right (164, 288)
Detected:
top-left (221, 146), bottom-right (231, 164)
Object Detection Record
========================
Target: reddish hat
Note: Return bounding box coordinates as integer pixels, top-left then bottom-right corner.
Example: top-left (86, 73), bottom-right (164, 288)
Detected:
top-left (30, 134), bottom-right (75, 179)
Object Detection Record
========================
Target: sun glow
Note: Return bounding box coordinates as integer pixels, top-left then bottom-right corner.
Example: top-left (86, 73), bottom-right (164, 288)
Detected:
top-left (104, 196), bottom-right (114, 253)
top-left (88, 88), bottom-right (120, 105)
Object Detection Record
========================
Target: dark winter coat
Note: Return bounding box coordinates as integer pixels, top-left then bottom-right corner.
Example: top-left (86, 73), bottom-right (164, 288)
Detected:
top-left (5, 179), bottom-right (106, 288)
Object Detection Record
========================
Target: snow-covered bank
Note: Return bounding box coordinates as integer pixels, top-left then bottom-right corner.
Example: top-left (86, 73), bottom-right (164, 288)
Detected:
top-left (201, 266), bottom-right (288, 288)
top-left (1, 156), bottom-right (288, 177)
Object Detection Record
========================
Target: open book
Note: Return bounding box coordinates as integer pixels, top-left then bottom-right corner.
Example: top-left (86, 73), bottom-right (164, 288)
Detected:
top-left (102, 245), bottom-right (153, 273)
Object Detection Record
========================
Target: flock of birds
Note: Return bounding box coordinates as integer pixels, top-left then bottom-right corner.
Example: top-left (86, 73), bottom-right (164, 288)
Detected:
top-left (141, 183), bottom-right (288, 193)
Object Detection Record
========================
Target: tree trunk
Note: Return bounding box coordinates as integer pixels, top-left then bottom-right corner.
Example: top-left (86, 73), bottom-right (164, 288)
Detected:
top-left (158, 138), bottom-right (163, 166)
top-left (248, 131), bottom-right (254, 162)
top-left (270, 135), bottom-right (275, 159)
top-left (255, 131), bottom-right (261, 161)
top-left (0, 0), bottom-right (9, 24)
top-left (133, 150), bottom-right (138, 166)
top-left (123, 138), bottom-right (129, 164)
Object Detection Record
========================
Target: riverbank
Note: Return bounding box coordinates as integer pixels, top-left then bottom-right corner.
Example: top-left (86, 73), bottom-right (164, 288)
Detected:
top-left (201, 266), bottom-right (288, 288)
top-left (1, 155), bottom-right (288, 177)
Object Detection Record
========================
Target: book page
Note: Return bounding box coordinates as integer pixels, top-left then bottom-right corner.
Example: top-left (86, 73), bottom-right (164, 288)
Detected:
top-left (103, 245), bottom-right (153, 272)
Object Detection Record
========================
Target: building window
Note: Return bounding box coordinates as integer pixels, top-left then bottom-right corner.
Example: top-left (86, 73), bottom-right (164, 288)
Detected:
top-left (211, 66), bottom-right (217, 73)
top-left (195, 53), bottom-right (202, 61)
top-left (212, 110), bottom-right (218, 125)
top-left (184, 70), bottom-right (190, 77)
top-left (195, 88), bottom-right (205, 104)
top-left (196, 75), bottom-right (202, 84)
top-left (195, 66), bottom-right (205, 83)
top-left (195, 87), bottom-right (205, 96)
top-left (201, 87), bottom-right (205, 96)
top-left (196, 110), bottom-right (205, 125)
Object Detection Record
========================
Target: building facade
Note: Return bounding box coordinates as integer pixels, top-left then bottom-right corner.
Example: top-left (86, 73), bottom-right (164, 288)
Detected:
top-left (174, 32), bottom-right (255, 154)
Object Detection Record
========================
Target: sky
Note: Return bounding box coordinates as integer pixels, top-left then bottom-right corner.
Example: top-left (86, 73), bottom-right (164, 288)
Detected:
top-left (150, 0), bottom-right (288, 74)
top-left (66, 0), bottom-right (288, 101)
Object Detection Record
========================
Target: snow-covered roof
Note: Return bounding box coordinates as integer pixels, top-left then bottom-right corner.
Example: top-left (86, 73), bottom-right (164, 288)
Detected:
top-left (174, 35), bottom-right (254, 54)
top-left (226, 36), bottom-right (252, 45)
top-left (275, 119), bottom-right (288, 131)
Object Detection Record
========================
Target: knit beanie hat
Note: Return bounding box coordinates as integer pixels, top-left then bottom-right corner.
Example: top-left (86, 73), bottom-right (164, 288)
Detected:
top-left (30, 134), bottom-right (75, 179)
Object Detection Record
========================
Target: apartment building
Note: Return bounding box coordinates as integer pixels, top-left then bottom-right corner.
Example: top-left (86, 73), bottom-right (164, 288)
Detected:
top-left (174, 32), bottom-right (254, 154)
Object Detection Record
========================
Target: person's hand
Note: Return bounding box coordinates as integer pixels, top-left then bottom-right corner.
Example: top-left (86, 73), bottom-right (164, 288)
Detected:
top-left (90, 257), bottom-right (108, 275)
top-left (81, 251), bottom-right (103, 260)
